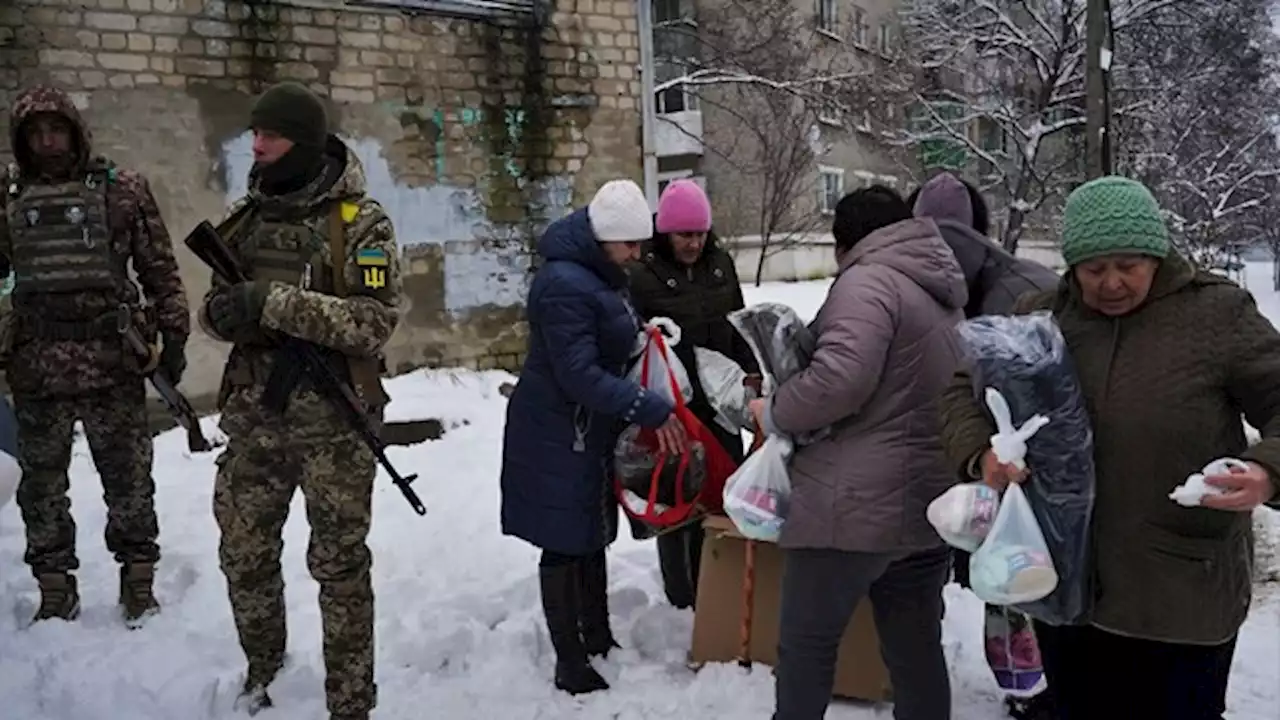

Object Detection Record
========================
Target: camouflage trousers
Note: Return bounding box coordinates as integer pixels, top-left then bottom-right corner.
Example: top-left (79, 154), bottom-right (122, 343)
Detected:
top-left (14, 382), bottom-right (158, 575)
top-left (213, 414), bottom-right (377, 717)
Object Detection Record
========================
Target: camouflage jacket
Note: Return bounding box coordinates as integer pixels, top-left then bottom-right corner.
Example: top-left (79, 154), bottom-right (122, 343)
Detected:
top-left (199, 136), bottom-right (402, 439)
top-left (0, 85), bottom-right (189, 399)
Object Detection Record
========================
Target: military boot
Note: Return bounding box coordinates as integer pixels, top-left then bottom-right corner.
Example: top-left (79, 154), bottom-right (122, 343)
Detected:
top-left (234, 680), bottom-right (273, 716)
top-left (119, 562), bottom-right (160, 627)
top-left (32, 573), bottom-right (81, 623)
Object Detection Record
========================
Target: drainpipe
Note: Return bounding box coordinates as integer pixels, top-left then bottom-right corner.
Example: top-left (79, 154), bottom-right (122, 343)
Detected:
top-left (637, 0), bottom-right (660, 208)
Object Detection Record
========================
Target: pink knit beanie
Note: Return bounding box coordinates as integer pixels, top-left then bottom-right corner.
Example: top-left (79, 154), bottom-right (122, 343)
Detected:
top-left (655, 180), bottom-right (712, 234)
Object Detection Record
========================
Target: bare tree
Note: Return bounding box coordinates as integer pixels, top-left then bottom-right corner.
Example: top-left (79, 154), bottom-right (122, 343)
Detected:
top-left (883, 0), bottom-right (1180, 252)
top-left (1113, 0), bottom-right (1280, 271)
top-left (652, 0), bottom-right (887, 284)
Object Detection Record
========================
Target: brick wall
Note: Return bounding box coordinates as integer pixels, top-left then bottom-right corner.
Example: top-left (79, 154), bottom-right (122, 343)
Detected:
top-left (0, 0), bottom-right (642, 404)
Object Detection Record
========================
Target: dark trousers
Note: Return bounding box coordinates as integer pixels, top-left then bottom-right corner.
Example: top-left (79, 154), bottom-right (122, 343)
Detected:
top-left (657, 522), bottom-right (704, 609)
top-left (773, 546), bottom-right (952, 720)
top-left (15, 384), bottom-right (158, 574)
top-left (1034, 622), bottom-right (1237, 720)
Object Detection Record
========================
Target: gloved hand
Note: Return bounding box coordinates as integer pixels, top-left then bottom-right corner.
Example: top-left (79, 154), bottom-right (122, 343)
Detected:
top-left (156, 331), bottom-right (187, 385)
top-left (206, 281), bottom-right (269, 340)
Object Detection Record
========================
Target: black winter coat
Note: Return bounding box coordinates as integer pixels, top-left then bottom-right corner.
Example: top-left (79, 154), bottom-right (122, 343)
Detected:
top-left (626, 228), bottom-right (758, 462)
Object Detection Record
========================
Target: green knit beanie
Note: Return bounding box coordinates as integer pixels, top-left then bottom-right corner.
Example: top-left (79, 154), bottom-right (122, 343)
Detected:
top-left (1061, 176), bottom-right (1170, 266)
top-left (249, 82), bottom-right (328, 149)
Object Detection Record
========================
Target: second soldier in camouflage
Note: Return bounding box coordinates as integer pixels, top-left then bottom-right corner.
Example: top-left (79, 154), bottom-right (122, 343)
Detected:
top-left (0, 85), bottom-right (190, 627)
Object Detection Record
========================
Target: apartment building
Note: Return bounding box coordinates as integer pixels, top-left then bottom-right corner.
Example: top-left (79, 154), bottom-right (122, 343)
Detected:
top-left (651, 0), bottom-right (911, 240)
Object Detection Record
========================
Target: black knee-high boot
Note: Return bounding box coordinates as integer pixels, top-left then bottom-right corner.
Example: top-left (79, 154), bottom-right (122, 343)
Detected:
top-left (539, 555), bottom-right (609, 695)
top-left (578, 549), bottom-right (620, 657)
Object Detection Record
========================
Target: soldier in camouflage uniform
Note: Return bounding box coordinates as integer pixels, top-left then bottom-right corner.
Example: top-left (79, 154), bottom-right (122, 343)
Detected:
top-left (199, 82), bottom-right (401, 720)
top-left (0, 85), bottom-right (189, 626)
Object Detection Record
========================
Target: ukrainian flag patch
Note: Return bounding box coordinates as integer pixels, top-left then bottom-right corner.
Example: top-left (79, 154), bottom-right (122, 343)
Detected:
top-left (340, 202), bottom-right (360, 223)
top-left (357, 247), bottom-right (389, 290)
top-left (356, 247), bottom-right (388, 266)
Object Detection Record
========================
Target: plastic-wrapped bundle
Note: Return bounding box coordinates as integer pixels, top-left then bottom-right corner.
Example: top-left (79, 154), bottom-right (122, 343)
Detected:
top-left (728, 302), bottom-right (828, 444)
top-left (614, 424), bottom-right (707, 508)
top-left (728, 302), bottom-right (815, 385)
top-left (694, 346), bottom-right (755, 434)
top-left (957, 311), bottom-right (1096, 626)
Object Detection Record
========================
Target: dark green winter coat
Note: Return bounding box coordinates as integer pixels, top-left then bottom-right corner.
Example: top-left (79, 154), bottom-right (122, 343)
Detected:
top-left (626, 229), bottom-right (757, 461)
top-left (939, 251), bottom-right (1280, 646)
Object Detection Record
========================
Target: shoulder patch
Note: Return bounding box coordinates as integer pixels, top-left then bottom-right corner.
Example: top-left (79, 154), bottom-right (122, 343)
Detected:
top-left (341, 201), bottom-right (360, 224)
top-left (357, 247), bottom-right (389, 290)
top-left (356, 247), bottom-right (388, 266)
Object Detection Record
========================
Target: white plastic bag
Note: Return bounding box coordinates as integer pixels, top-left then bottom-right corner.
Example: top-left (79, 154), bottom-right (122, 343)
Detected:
top-left (628, 318), bottom-right (693, 405)
top-left (723, 435), bottom-right (793, 542)
top-left (1169, 457), bottom-right (1250, 507)
top-left (986, 387), bottom-right (1049, 470)
top-left (970, 484), bottom-right (1059, 605)
top-left (927, 482), bottom-right (1001, 552)
top-left (694, 346), bottom-right (752, 434)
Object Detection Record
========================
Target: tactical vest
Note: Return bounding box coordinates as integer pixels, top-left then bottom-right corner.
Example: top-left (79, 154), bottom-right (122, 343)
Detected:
top-left (5, 165), bottom-right (128, 339)
top-left (231, 201), bottom-right (389, 409)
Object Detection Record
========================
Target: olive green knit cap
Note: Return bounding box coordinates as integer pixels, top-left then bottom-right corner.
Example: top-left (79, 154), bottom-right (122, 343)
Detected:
top-left (249, 81), bottom-right (328, 149)
top-left (1061, 176), bottom-right (1170, 267)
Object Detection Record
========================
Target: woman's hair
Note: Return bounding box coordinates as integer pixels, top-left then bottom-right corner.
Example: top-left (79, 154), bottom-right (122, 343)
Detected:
top-left (905, 178), bottom-right (991, 236)
top-left (832, 185), bottom-right (913, 253)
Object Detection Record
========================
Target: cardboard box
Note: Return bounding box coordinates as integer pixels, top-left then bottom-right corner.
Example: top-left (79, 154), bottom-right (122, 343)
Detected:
top-left (689, 515), bottom-right (893, 702)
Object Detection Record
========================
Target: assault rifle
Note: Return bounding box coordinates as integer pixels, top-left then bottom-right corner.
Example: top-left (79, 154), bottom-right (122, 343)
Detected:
top-left (118, 309), bottom-right (216, 454)
top-left (183, 220), bottom-right (427, 516)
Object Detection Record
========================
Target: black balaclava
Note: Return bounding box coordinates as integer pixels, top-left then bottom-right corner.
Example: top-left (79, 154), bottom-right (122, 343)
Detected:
top-left (249, 82), bottom-right (329, 196)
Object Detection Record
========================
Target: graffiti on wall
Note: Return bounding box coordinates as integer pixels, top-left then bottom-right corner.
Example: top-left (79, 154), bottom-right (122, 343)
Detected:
top-left (218, 129), bottom-right (572, 313)
top-left (430, 106), bottom-right (527, 180)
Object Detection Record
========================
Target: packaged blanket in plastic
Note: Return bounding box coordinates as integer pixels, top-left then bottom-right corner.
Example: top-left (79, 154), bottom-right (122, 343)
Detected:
top-left (957, 311), bottom-right (1096, 626)
top-left (727, 302), bottom-right (828, 445)
top-left (694, 346), bottom-right (755, 434)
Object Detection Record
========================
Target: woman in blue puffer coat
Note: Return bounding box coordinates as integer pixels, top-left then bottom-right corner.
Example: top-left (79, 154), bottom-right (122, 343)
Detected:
top-left (501, 179), bottom-right (689, 695)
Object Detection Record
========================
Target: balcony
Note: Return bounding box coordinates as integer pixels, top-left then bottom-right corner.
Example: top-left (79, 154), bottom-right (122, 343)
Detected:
top-left (655, 110), bottom-right (704, 158)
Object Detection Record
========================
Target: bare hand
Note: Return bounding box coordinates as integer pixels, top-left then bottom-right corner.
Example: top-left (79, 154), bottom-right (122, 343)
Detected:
top-left (1201, 461), bottom-right (1276, 512)
top-left (980, 448), bottom-right (1029, 491)
top-left (748, 398), bottom-right (766, 431)
top-left (654, 414), bottom-right (688, 456)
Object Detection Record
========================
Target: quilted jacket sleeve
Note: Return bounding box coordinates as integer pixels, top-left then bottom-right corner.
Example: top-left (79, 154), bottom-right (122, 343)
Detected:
top-left (538, 276), bottom-right (672, 429)
top-left (766, 268), bottom-right (896, 435)
top-left (1226, 290), bottom-right (1280, 509)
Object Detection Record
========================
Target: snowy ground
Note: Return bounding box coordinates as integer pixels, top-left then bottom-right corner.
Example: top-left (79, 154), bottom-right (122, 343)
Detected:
top-left (0, 267), bottom-right (1277, 719)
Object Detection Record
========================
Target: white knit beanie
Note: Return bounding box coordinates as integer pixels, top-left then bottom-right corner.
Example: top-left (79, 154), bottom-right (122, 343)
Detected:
top-left (587, 179), bottom-right (653, 242)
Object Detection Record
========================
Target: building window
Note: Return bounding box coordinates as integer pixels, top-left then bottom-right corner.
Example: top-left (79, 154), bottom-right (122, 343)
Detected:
top-left (656, 62), bottom-right (699, 114)
top-left (817, 0), bottom-right (838, 34)
top-left (878, 23), bottom-right (891, 54)
top-left (818, 166), bottom-right (844, 215)
top-left (851, 6), bottom-right (869, 46)
top-left (653, 0), bottom-right (685, 23)
top-left (658, 171), bottom-right (706, 196)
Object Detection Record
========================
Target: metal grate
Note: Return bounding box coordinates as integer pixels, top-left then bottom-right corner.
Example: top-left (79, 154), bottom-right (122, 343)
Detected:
top-left (345, 0), bottom-right (539, 19)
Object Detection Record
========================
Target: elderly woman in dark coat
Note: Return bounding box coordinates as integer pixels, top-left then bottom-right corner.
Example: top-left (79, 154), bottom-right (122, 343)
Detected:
top-left (627, 179), bottom-right (758, 609)
top-left (940, 176), bottom-right (1280, 720)
top-left (500, 179), bottom-right (687, 696)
